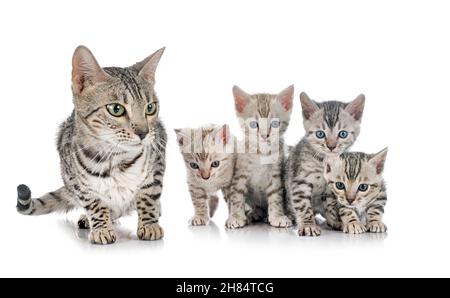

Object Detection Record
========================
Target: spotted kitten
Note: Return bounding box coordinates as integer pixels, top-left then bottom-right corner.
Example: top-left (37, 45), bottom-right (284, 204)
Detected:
top-left (16, 46), bottom-right (167, 244)
top-left (226, 85), bottom-right (294, 229)
top-left (322, 149), bottom-right (388, 234)
top-left (286, 92), bottom-right (365, 236)
top-left (175, 125), bottom-right (235, 225)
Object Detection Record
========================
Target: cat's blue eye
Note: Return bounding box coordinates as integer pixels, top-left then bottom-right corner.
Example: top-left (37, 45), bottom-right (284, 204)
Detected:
top-left (106, 103), bottom-right (126, 117)
top-left (249, 121), bottom-right (259, 129)
top-left (335, 182), bottom-right (345, 190)
top-left (271, 120), bottom-right (280, 128)
top-left (338, 130), bottom-right (349, 139)
top-left (316, 130), bottom-right (326, 139)
top-left (211, 161), bottom-right (220, 168)
top-left (146, 102), bottom-right (158, 116)
top-left (358, 184), bottom-right (369, 192)
top-left (190, 162), bottom-right (199, 170)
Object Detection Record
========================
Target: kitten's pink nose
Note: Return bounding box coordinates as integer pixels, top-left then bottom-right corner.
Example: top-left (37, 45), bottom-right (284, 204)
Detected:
top-left (326, 140), bottom-right (337, 151)
top-left (347, 196), bottom-right (356, 204)
top-left (200, 170), bottom-right (211, 180)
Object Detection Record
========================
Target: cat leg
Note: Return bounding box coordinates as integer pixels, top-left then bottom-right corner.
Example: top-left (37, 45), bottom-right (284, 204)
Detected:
top-left (324, 193), bottom-right (342, 231)
top-left (289, 179), bottom-right (321, 236)
top-left (188, 184), bottom-right (209, 226)
top-left (135, 177), bottom-right (164, 241)
top-left (366, 192), bottom-right (387, 233)
top-left (339, 207), bottom-right (366, 234)
top-left (226, 168), bottom-right (248, 229)
top-left (16, 185), bottom-right (74, 216)
top-left (81, 198), bottom-right (116, 244)
top-left (207, 194), bottom-right (219, 218)
top-left (266, 172), bottom-right (292, 228)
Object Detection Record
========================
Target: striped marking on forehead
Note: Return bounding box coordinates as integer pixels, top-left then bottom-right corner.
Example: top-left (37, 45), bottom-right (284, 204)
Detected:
top-left (104, 67), bottom-right (147, 103)
top-left (190, 127), bottom-right (217, 159)
top-left (340, 152), bottom-right (369, 180)
top-left (254, 94), bottom-right (274, 118)
top-left (317, 101), bottom-right (347, 128)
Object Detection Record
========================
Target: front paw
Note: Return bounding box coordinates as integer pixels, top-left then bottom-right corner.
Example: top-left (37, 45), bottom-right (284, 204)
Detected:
top-left (89, 228), bottom-right (116, 245)
top-left (343, 222), bottom-right (366, 234)
top-left (298, 224), bottom-right (321, 237)
top-left (190, 215), bottom-right (209, 226)
top-left (137, 223), bottom-right (164, 241)
top-left (367, 221), bottom-right (387, 233)
top-left (269, 215), bottom-right (293, 228)
top-left (225, 216), bottom-right (248, 229)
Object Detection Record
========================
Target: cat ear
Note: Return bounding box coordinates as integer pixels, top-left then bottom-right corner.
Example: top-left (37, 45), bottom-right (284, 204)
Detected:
top-left (370, 147), bottom-right (388, 174)
top-left (300, 92), bottom-right (319, 120)
top-left (277, 85), bottom-right (294, 112)
top-left (135, 47), bottom-right (166, 82)
top-left (323, 155), bottom-right (338, 174)
top-left (216, 125), bottom-right (230, 145)
top-left (174, 129), bottom-right (187, 146)
top-left (345, 94), bottom-right (365, 121)
top-left (72, 46), bottom-right (109, 95)
top-left (233, 85), bottom-right (251, 114)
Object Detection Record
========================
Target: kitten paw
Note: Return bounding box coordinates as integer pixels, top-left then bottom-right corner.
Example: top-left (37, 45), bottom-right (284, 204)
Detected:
top-left (137, 223), bottom-right (164, 241)
top-left (343, 222), bottom-right (366, 234)
top-left (190, 215), bottom-right (209, 226)
top-left (367, 221), bottom-right (387, 233)
top-left (297, 224), bottom-right (322, 237)
top-left (269, 215), bottom-right (293, 228)
top-left (225, 216), bottom-right (247, 229)
top-left (89, 228), bottom-right (116, 245)
top-left (77, 215), bottom-right (90, 230)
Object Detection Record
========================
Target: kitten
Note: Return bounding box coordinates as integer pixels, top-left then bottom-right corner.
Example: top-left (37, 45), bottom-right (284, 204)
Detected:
top-left (16, 46), bottom-right (167, 244)
top-left (226, 85), bottom-right (294, 229)
top-left (323, 149), bottom-right (388, 234)
top-left (175, 125), bottom-right (235, 226)
top-left (286, 92), bottom-right (365, 236)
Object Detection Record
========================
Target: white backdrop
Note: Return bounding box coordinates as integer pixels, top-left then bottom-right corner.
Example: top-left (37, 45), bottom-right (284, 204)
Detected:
top-left (0, 0), bottom-right (449, 278)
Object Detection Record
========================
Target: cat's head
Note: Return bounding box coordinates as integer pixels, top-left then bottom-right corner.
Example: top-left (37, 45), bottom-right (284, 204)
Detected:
top-left (175, 125), bottom-right (233, 182)
top-left (324, 149), bottom-right (388, 208)
top-left (71, 45), bottom-right (165, 148)
top-left (233, 85), bottom-right (294, 152)
top-left (300, 92), bottom-right (365, 155)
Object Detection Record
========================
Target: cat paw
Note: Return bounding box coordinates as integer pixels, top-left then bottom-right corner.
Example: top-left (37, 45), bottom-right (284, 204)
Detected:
top-left (137, 223), bottom-right (164, 241)
top-left (225, 216), bottom-right (247, 229)
top-left (297, 224), bottom-right (322, 237)
top-left (190, 215), bottom-right (209, 226)
top-left (77, 215), bottom-right (90, 230)
top-left (269, 215), bottom-right (293, 228)
top-left (89, 228), bottom-right (116, 245)
top-left (343, 222), bottom-right (366, 234)
top-left (367, 221), bottom-right (387, 233)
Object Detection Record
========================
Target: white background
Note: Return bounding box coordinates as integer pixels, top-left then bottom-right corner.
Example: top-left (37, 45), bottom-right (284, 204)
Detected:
top-left (0, 0), bottom-right (449, 278)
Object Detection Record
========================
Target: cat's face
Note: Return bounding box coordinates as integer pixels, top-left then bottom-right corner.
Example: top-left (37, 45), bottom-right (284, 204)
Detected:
top-left (175, 125), bottom-right (233, 183)
top-left (71, 46), bottom-right (165, 148)
top-left (233, 85), bottom-right (294, 154)
top-left (324, 149), bottom-right (388, 208)
top-left (300, 92), bottom-right (365, 156)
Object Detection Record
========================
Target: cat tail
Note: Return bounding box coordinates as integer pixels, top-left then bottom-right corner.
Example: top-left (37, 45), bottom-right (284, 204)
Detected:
top-left (16, 184), bottom-right (74, 216)
top-left (208, 195), bottom-right (219, 218)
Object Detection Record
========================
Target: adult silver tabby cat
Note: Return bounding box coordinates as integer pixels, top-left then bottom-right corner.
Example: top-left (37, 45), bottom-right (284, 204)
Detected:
top-left (226, 85), bottom-right (294, 229)
top-left (16, 46), bottom-right (167, 245)
top-left (322, 149), bottom-right (388, 234)
top-left (175, 125), bottom-right (235, 226)
top-left (286, 92), bottom-right (365, 236)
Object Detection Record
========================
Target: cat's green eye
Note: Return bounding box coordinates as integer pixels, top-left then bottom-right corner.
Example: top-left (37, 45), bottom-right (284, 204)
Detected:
top-left (146, 102), bottom-right (158, 116)
top-left (190, 162), bottom-right (199, 170)
top-left (106, 103), bottom-right (126, 117)
top-left (358, 184), bottom-right (369, 192)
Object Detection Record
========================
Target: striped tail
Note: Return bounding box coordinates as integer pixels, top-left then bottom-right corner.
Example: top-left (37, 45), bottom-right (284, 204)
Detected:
top-left (16, 184), bottom-right (74, 216)
top-left (208, 195), bottom-right (219, 218)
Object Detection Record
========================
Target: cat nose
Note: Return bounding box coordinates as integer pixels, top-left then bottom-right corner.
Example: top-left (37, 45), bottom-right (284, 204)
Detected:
top-left (327, 144), bottom-right (337, 151)
top-left (135, 129), bottom-right (149, 140)
top-left (200, 170), bottom-right (210, 180)
top-left (347, 196), bottom-right (356, 204)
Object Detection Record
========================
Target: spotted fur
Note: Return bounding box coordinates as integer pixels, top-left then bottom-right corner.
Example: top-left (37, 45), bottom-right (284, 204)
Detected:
top-left (286, 92), bottom-right (365, 236)
top-left (175, 125), bottom-right (236, 226)
top-left (226, 85), bottom-right (294, 229)
top-left (16, 46), bottom-right (167, 244)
